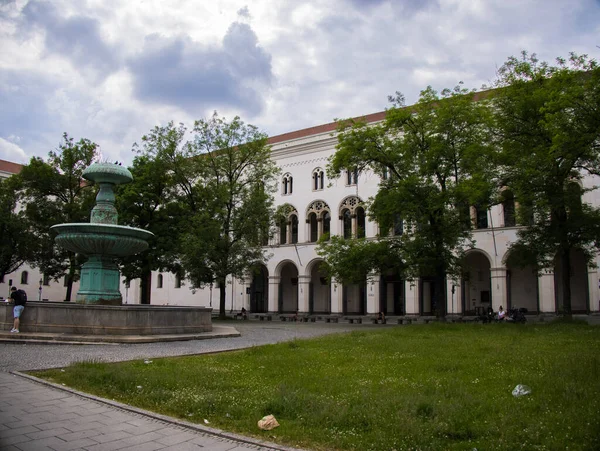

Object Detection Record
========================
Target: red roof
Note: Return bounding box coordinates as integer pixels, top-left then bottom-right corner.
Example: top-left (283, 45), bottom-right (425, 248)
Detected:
top-left (0, 159), bottom-right (23, 174)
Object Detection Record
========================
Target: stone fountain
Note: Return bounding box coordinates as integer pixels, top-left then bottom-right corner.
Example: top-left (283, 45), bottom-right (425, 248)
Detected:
top-left (51, 163), bottom-right (153, 305)
top-left (1, 162), bottom-right (215, 340)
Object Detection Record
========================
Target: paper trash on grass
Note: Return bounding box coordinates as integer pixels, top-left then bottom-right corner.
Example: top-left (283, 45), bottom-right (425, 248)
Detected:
top-left (512, 384), bottom-right (531, 397)
top-left (258, 414), bottom-right (280, 430)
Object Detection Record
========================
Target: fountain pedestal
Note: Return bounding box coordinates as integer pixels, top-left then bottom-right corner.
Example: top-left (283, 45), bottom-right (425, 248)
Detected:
top-left (51, 163), bottom-right (154, 305)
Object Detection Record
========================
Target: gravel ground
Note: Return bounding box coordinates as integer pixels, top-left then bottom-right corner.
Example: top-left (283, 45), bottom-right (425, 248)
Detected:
top-left (0, 321), bottom-right (362, 372)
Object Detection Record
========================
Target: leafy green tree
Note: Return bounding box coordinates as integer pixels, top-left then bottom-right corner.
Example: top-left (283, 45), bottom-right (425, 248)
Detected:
top-left (180, 113), bottom-right (279, 318)
top-left (19, 133), bottom-right (98, 302)
top-left (494, 52), bottom-right (600, 315)
top-left (115, 155), bottom-right (186, 304)
top-left (136, 114), bottom-right (278, 318)
top-left (0, 175), bottom-right (35, 280)
top-left (321, 85), bottom-right (494, 316)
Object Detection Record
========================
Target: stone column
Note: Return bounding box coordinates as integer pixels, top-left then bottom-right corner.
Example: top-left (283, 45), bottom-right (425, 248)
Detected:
top-left (490, 268), bottom-right (508, 311)
top-left (588, 268), bottom-right (598, 313)
top-left (330, 278), bottom-right (343, 314)
top-left (366, 275), bottom-right (380, 314)
top-left (298, 275), bottom-right (310, 313)
top-left (538, 270), bottom-right (555, 313)
top-left (405, 280), bottom-right (419, 315)
top-left (268, 276), bottom-right (280, 313)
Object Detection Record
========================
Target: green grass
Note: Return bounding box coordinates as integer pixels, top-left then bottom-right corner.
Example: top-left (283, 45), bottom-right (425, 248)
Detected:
top-left (33, 322), bottom-right (600, 450)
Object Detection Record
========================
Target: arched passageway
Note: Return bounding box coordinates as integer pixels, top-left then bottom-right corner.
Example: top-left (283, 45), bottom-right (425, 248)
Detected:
top-left (343, 281), bottom-right (366, 315)
top-left (380, 270), bottom-right (405, 315)
top-left (279, 262), bottom-right (299, 313)
top-left (250, 264), bottom-right (269, 313)
top-left (555, 248), bottom-right (589, 313)
top-left (461, 251), bottom-right (491, 315)
top-left (309, 261), bottom-right (330, 314)
top-left (505, 253), bottom-right (538, 313)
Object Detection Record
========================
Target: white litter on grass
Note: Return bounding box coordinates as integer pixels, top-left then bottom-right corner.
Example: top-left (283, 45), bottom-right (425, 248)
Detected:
top-left (137, 385), bottom-right (143, 389)
top-left (512, 384), bottom-right (532, 397)
top-left (60, 369), bottom-right (65, 372)
top-left (144, 360), bottom-right (152, 364)
top-left (204, 419), bottom-right (210, 424)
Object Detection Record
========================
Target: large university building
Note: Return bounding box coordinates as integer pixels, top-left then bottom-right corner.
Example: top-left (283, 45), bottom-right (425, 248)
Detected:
top-left (2, 110), bottom-right (599, 316)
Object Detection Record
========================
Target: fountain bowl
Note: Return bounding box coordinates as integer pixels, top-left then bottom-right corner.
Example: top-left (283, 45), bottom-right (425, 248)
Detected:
top-left (51, 223), bottom-right (153, 256)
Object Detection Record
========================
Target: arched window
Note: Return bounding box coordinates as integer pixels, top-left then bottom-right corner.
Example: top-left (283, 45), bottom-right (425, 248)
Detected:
top-left (393, 214), bottom-right (403, 236)
top-left (346, 168), bottom-right (359, 185)
top-left (342, 209), bottom-right (352, 238)
top-left (42, 273), bottom-right (50, 286)
top-left (21, 271), bottom-right (28, 285)
top-left (308, 212), bottom-right (318, 242)
top-left (174, 273), bottom-right (182, 289)
top-left (339, 196), bottom-right (365, 239)
top-left (279, 219), bottom-right (288, 244)
top-left (291, 214), bottom-right (299, 244)
top-left (312, 168), bottom-right (325, 191)
top-left (501, 190), bottom-right (516, 227)
top-left (323, 211), bottom-right (331, 240)
top-left (475, 206), bottom-right (488, 229)
top-left (356, 207), bottom-right (366, 238)
top-left (157, 274), bottom-right (163, 289)
top-left (282, 173), bottom-right (293, 195)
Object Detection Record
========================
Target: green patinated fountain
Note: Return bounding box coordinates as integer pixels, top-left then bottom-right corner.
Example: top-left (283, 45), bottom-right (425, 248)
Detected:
top-left (51, 163), bottom-right (154, 305)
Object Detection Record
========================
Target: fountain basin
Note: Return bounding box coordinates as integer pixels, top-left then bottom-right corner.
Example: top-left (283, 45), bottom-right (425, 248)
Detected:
top-left (1, 302), bottom-right (212, 336)
top-left (83, 163), bottom-right (133, 185)
top-left (51, 223), bottom-right (153, 256)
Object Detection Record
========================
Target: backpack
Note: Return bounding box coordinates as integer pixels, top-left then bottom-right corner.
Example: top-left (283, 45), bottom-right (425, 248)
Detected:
top-left (17, 289), bottom-right (27, 304)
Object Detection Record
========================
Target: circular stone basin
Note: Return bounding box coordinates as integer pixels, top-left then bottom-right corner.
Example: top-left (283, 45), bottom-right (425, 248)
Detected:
top-left (51, 223), bottom-right (153, 256)
top-left (83, 162), bottom-right (133, 185)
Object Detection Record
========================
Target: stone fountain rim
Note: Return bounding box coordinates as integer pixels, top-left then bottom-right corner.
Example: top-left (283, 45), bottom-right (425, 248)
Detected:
top-left (51, 223), bottom-right (155, 238)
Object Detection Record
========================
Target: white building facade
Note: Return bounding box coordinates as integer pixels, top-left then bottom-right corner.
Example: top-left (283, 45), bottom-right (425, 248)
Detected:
top-left (2, 110), bottom-right (599, 316)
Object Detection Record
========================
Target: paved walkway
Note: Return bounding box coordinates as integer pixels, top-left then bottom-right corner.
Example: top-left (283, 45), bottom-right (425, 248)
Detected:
top-left (0, 322), bottom-right (359, 450)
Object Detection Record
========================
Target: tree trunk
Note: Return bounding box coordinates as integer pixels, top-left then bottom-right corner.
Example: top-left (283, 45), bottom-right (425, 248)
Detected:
top-left (559, 246), bottom-right (572, 316)
top-left (434, 267), bottom-right (447, 318)
top-left (140, 269), bottom-right (151, 304)
top-left (219, 282), bottom-right (227, 319)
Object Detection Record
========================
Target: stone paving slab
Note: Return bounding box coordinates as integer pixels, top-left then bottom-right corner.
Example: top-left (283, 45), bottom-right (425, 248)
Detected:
top-left (0, 371), bottom-right (304, 451)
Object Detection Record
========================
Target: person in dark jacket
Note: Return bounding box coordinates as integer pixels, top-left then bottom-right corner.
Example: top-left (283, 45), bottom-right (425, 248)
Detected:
top-left (9, 286), bottom-right (26, 333)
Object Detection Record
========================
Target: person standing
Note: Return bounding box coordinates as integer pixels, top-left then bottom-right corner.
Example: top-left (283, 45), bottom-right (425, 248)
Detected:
top-left (9, 286), bottom-right (26, 333)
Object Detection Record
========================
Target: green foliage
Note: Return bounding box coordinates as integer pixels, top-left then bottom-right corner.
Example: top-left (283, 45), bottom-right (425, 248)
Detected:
top-left (17, 133), bottom-right (98, 301)
top-left (134, 113), bottom-right (279, 316)
top-left (0, 175), bottom-right (35, 278)
top-left (494, 52), bottom-right (600, 314)
top-left (324, 84), bottom-right (495, 314)
top-left (35, 323), bottom-right (600, 450)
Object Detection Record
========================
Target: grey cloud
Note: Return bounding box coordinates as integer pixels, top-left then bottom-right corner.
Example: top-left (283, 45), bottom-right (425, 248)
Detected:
top-left (127, 22), bottom-right (273, 116)
top-left (20, 1), bottom-right (118, 76)
top-left (237, 6), bottom-right (250, 18)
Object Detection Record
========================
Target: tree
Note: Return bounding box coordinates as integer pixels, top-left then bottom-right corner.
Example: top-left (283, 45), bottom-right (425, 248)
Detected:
top-left (321, 85), bottom-right (495, 316)
top-left (0, 175), bottom-right (35, 280)
top-left (18, 133), bottom-right (98, 302)
top-left (494, 52), bottom-right (600, 315)
top-left (135, 114), bottom-right (278, 318)
top-left (115, 155), bottom-right (186, 304)
top-left (181, 113), bottom-right (278, 319)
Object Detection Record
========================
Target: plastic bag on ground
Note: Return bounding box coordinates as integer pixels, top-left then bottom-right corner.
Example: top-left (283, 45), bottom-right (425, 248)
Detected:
top-left (512, 384), bottom-right (532, 397)
top-left (258, 414), bottom-right (280, 430)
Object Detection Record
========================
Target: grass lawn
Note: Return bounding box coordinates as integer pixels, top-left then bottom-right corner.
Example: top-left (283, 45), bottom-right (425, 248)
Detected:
top-left (33, 321), bottom-right (600, 450)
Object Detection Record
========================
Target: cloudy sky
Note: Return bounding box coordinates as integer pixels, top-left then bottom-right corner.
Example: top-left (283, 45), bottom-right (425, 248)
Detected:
top-left (1, 0), bottom-right (599, 166)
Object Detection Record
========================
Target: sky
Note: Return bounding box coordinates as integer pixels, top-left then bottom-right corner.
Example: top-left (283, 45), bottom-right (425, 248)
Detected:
top-left (0, 0), bottom-right (599, 166)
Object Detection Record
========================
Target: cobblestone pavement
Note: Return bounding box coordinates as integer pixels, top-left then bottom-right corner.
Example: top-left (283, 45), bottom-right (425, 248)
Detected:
top-left (0, 321), bottom-right (359, 450)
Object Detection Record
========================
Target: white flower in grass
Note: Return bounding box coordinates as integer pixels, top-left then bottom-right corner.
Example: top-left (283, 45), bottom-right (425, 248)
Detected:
top-left (137, 385), bottom-right (143, 389)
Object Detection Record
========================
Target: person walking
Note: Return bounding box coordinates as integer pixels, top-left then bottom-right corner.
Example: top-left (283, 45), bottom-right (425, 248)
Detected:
top-left (9, 286), bottom-right (27, 333)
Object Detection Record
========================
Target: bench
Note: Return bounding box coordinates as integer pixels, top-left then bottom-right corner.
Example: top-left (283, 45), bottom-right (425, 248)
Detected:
top-left (301, 316), bottom-right (316, 322)
top-left (326, 317), bottom-right (339, 323)
top-left (255, 314), bottom-right (272, 321)
top-left (347, 317), bottom-right (362, 324)
top-left (280, 315), bottom-right (298, 322)
top-left (233, 312), bottom-right (248, 320)
top-left (397, 318), bottom-right (412, 325)
top-left (371, 317), bottom-right (386, 324)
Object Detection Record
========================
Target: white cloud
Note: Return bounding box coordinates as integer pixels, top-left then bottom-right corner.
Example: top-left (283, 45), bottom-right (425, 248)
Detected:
top-left (0, 137), bottom-right (28, 163)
